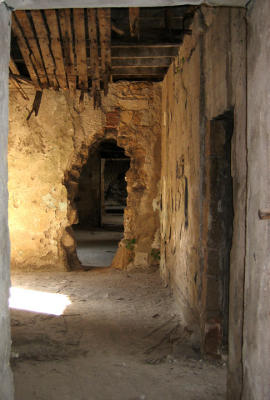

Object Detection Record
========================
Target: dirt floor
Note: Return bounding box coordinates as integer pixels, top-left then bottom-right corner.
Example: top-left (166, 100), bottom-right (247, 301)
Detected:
top-left (74, 229), bottom-right (123, 267)
top-left (10, 268), bottom-right (226, 400)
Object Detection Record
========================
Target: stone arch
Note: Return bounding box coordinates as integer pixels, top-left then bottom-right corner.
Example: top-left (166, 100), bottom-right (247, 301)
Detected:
top-left (60, 99), bottom-right (160, 270)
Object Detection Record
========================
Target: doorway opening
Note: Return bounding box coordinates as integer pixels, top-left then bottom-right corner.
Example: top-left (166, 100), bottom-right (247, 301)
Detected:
top-left (203, 109), bottom-right (234, 356)
top-left (73, 139), bottom-right (130, 268)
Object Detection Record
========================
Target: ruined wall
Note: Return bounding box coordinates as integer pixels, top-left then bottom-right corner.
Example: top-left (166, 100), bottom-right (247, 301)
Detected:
top-left (161, 6), bottom-right (246, 358)
top-left (242, 1), bottom-right (270, 399)
top-left (8, 82), bottom-right (161, 271)
top-left (0, 5), bottom-right (14, 400)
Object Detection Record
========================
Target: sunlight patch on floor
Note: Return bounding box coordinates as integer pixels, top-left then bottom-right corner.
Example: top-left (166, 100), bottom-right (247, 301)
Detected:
top-left (9, 287), bottom-right (71, 315)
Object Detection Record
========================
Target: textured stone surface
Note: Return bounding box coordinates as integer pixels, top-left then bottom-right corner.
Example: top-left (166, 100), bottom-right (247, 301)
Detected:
top-left (0, 5), bottom-right (14, 400)
top-left (8, 82), bottom-right (161, 271)
top-left (160, 6), bottom-right (246, 360)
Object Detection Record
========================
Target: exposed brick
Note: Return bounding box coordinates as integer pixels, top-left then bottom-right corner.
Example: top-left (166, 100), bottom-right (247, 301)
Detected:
top-left (106, 109), bottom-right (120, 128)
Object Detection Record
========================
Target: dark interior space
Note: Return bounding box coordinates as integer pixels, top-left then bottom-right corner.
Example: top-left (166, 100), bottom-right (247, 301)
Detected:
top-left (203, 110), bottom-right (234, 357)
top-left (73, 139), bottom-right (130, 267)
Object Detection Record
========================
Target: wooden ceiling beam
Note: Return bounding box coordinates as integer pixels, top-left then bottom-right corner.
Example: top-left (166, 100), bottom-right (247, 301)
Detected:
top-left (12, 13), bottom-right (41, 89)
top-left (112, 75), bottom-right (163, 81)
top-left (73, 8), bottom-right (88, 90)
top-left (58, 9), bottom-right (76, 91)
top-left (111, 66), bottom-right (168, 75)
top-left (88, 8), bottom-right (101, 108)
top-left (31, 10), bottom-right (59, 88)
top-left (44, 10), bottom-right (68, 89)
top-left (15, 10), bottom-right (48, 88)
top-left (111, 57), bottom-right (172, 67)
top-left (9, 57), bottom-right (30, 100)
top-left (111, 45), bottom-right (179, 58)
top-left (98, 8), bottom-right (111, 96)
top-left (9, 57), bottom-right (20, 75)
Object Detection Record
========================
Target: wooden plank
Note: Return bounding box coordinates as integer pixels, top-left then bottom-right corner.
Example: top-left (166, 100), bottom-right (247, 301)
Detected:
top-left (31, 10), bottom-right (58, 88)
top-left (111, 66), bottom-right (168, 75)
top-left (12, 13), bottom-right (40, 88)
top-left (129, 7), bottom-right (140, 39)
top-left (9, 57), bottom-right (20, 75)
top-left (9, 74), bottom-right (30, 100)
top-left (15, 10), bottom-right (48, 88)
top-left (111, 57), bottom-right (172, 67)
top-left (98, 8), bottom-right (111, 96)
top-left (73, 8), bottom-right (88, 90)
top-left (111, 45), bottom-right (179, 59)
top-left (112, 75), bottom-right (163, 81)
top-left (44, 10), bottom-right (67, 89)
top-left (88, 8), bottom-right (101, 108)
top-left (58, 8), bottom-right (76, 90)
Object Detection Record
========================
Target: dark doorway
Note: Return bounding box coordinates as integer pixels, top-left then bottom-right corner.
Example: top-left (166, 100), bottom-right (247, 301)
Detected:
top-left (72, 139), bottom-right (130, 268)
top-left (203, 110), bottom-right (234, 356)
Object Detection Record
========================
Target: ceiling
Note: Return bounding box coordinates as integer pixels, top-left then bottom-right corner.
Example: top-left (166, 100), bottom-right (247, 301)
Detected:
top-left (9, 6), bottom-right (195, 100)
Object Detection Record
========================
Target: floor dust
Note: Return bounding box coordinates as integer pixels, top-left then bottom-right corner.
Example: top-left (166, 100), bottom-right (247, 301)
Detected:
top-left (10, 269), bottom-right (226, 400)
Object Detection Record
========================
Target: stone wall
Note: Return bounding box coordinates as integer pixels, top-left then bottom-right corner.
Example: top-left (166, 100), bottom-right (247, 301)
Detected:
top-left (160, 6), bottom-right (246, 360)
top-left (8, 81), bottom-right (161, 271)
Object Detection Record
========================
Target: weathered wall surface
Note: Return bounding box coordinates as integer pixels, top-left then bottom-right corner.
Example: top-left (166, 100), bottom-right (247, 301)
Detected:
top-left (161, 5), bottom-right (246, 362)
top-left (8, 82), bottom-right (161, 271)
top-left (0, 5), bottom-right (14, 400)
top-left (242, 1), bottom-right (270, 399)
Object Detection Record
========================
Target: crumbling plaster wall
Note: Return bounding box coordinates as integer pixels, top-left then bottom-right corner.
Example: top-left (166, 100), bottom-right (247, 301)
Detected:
top-left (8, 81), bottom-right (161, 271)
top-left (161, 5), bottom-right (246, 362)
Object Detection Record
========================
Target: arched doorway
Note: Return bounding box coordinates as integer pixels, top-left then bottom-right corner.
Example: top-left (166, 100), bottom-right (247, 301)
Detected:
top-left (72, 139), bottom-right (130, 268)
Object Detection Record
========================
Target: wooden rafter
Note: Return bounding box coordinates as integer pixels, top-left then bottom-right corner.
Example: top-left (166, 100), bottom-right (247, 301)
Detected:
top-left (98, 8), bottom-right (111, 95)
top-left (10, 6), bottom-right (191, 92)
top-left (111, 66), bottom-right (168, 75)
top-left (88, 8), bottom-right (101, 108)
top-left (44, 10), bottom-right (68, 89)
top-left (129, 8), bottom-right (140, 39)
top-left (73, 8), bottom-right (88, 90)
top-left (12, 13), bottom-right (41, 89)
top-left (31, 10), bottom-right (58, 89)
top-left (9, 57), bottom-right (20, 75)
top-left (15, 10), bottom-right (48, 88)
top-left (9, 57), bottom-right (29, 100)
top-left (58, 8), bottom-right (76, 91)
top-left (111, 45), bottom-right (179, 59)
